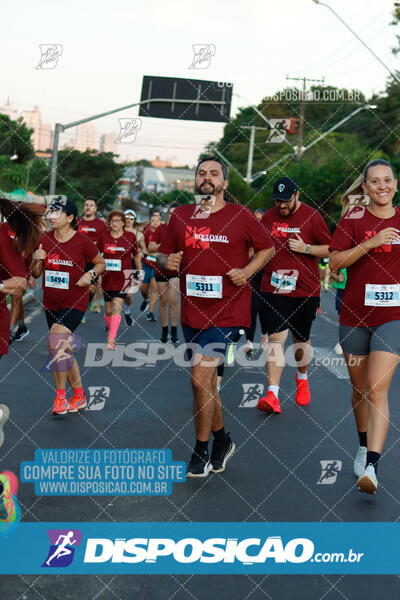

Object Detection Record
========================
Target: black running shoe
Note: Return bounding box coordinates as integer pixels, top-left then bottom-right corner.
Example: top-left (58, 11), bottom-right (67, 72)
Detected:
top-left (210, 433), bottom-right (235, 473)
top-left (146, 312), bottom-right (156, 322)
top-left (160, 333), bottom-right (169, 343)
top-left (13, 324), bottom-right (29, 342)
top-left (186, 450), bottom-right (212, 478)
top-left (140, 299), bottom-right (149, 312)
top-left (171, 336), bottom-right (179, 345)
top-left (124, 312), bottom-right (133, 327)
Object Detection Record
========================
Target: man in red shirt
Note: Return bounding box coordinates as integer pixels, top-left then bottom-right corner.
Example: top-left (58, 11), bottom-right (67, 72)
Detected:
top-left (158, 157), bottom-right (274, 478)
top-left (258, 176), bottom-right (331, 415)
top-left (77, 197), bottom-right (107, 315)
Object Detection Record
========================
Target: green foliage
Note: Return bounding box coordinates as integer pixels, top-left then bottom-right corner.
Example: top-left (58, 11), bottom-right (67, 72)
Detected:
top-left (0, 115), bottom-right (34, 163)
top-left (56, 149), bottom-right (124, 211)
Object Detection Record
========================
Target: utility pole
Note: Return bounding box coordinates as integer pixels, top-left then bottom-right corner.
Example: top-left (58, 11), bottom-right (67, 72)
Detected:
top-left (240, 125), bottom-right (269, 181)
top-left (286, 75), bottom-right (325, 158)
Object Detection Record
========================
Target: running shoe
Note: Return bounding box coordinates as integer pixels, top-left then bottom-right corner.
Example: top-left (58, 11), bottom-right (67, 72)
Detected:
top-left (244, 340), bottom-right (253, 359)
top-left (210, 433), bottom-right (235, 473)
top-left (146, 312), bottom-right (156, 322)
top-left (12, 324), bottom-right (29, 342)
top-left (257, 391), bottom-right (281, 414)
top-left (334, 342), bottom-right (343, 355)
top-left (68, 393), bottom-right (87, 413)
top-left (0, 471), bottom-right (19, 523)
top-left (226, 342), bottom-right (235, 366)
top-left (107, 339), bottom-right (116, 350)
top-left (140, 299), bottom-right (149, 312)
top-left (160, 332), bottom-right (169, 343)
top-left (357, 464), bottom-right (378, 495)
top-left (295, 373), bottom-right (311, 406)
top-left (171, 335), bottom-right (179, 345)
top-left (81, 314), bottom-right (87, 324)
top-left (124, 312), bottom-right (134, 327)
top-left (0, 405), bottom-right (10, 448)
top-left (353, 446), bottom-right (368, 478)
top-left (186, 450), bottom-right (212, 478)
top-left (51, 396), bottom-right (69, 416)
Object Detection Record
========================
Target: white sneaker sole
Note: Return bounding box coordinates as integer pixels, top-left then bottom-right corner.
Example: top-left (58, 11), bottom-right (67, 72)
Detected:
top-left (357, 474), bottom-right (377, 495)
top-left (211, 442), bottom-right (236, 473)
top-left (0, 405), bottom-right (10, 448)
top-left (15, 330), bottom-right (29, 342)
top-left (186, 461), bottom-right (212, 478)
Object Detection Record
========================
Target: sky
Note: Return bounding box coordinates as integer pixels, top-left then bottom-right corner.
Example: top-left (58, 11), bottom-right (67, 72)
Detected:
top-left (1, 0), bottom-right (399, 166)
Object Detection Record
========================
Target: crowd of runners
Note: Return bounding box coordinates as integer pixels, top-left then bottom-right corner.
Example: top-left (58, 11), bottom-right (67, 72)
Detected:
top-left (0, 154), bottom-right (399, 525)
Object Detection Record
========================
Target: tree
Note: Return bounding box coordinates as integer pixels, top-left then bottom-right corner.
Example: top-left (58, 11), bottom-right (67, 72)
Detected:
top-left (0, 115), bottom-right (34, 164)
top-left (56, 149), bottom-right (124, 211)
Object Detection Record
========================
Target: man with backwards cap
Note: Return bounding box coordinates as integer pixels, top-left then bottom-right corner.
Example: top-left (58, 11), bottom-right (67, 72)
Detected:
top-left (32, 196), bottom-right (105, 416)
top-left (258, 176), bottom-right (331, 414)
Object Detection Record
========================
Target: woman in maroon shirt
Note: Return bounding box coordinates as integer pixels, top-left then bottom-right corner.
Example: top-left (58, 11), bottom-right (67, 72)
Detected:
top-left (330, 159), bottom-right (400, 495)
top-left (31, 197), bottom-right (105, 416)
top-left (99, 210), bottom-right (142, 350)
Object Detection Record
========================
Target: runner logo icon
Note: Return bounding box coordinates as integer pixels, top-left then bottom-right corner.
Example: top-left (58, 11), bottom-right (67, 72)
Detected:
top-left (85, 386), bottom-right (110, 411)
top-left (42, 529), bottom-right (82, 567)
top-left (317, 460), bottom-right (342, 485)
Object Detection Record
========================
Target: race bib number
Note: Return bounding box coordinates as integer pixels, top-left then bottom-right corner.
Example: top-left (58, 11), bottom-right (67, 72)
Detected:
top-left (364, 284), bottom-right (400, 307)
top-left (105, 259), bottom-right (121, 272)
top-left (186, 274), bottom-right (222, 298)
top-left (271, 270), bottom-right (298, 293)
top-left (45, 270), bottom-right (69, 290)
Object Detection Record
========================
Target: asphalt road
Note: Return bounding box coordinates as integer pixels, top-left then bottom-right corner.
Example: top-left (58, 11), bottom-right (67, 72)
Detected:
top-left (1, 285), bottom-right (400, 599)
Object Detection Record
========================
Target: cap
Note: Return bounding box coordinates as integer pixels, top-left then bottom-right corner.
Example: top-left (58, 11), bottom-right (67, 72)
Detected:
top-left (272, 177), bottom-right (298, 201)
top-left (49, 196), bottom-right (78, 218)
top-left (254, 208), bottom-right (265, 214)
top-left (124, 209), bottom-right (137, 219)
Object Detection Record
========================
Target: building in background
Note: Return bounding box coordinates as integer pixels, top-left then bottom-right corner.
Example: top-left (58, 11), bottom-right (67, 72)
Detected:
top-left (0, 97), bottom-right (19, 120)
top-left (150, 156), bottom-right (178, 168)
top-left (120, 166), bottom-right (195, 197)
top-left (0, 100), bottom-right (53, 152)
top-left (74, 122), bottom-right (99, 152)
top-left (100, 132), bottom-right (118, 154)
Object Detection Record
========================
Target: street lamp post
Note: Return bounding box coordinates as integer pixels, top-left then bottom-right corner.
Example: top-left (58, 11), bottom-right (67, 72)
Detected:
top-left (312, 1), bottom-right (400, 85)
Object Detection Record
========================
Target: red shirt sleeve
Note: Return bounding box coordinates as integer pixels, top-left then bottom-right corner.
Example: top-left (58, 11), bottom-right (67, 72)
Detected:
top-left (158, 213), bottom-right (179, 255)
top-left (0, 227), bottom-right (26, 279)
top-left (330, 215), bottom-right (355, 251)
top-left (83, 234), bottom-right (99, 262)
top-left (244, 208), bottom-right (274, 252)
top-left (312, 212), bottom-right (332, 245)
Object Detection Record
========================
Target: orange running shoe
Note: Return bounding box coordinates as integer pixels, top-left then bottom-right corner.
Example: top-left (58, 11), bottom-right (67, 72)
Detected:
top-left (257, 391), bottom-right (281, 414)
top-left (51, 395), bottom-right (69, 416)
top-left (0, 471), bottom-right (19, 523)
top-left (68, 393), bottom-right (87, 413)
top-left (295, 373), bottom-right (311, 406)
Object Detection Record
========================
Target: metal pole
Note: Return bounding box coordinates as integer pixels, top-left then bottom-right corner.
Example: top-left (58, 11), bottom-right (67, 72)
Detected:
top-left (313, 1), bottom-right (400, 85)
top-left (246, 125), bottom-right (255, 182)
top-left (49, 123), bottom-right (62, 195)
top-left (25, 161), bottom-right (32, 191)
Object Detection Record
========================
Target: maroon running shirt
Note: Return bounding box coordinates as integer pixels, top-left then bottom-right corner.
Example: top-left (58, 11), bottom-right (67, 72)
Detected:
top-left (40, 231), bottom-right (98, 312)
top-left (4, 222), bottom-right (32, 274)
top-left (330, 206), bottom-right (400, 327)
top-left (142, 226), bottom-right (159, 270)
top-left (151, 222), bottom-right (176, 279)
top-left (99, 230), bottom-right (138, 291)
top-left (77, 217), bottom-right (107, 247)
top-left (158, 203), bottom-right (273, 329)
top-left (261, 203), bottom-right (331, 297)
top-left (0, 224), bottom-right (26, 355)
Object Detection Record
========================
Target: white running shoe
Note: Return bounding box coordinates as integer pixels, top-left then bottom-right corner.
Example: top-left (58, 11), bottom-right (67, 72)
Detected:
top-left (353, 446), bottom-right (367, 478)
top-left (334, 342), bottom-right (343, 355)
top-left (357, 464), bottom-right (378, 495)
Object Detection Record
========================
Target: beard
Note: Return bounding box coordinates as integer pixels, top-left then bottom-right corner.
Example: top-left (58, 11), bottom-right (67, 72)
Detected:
top-left (195, 181), bottom-right (224, 196)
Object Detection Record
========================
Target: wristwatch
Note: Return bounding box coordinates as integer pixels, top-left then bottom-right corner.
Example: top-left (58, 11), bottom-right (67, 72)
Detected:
top-left (305, 244), bottom-right (311, 255)
top-left (90, 270), bottom-right (99, 284)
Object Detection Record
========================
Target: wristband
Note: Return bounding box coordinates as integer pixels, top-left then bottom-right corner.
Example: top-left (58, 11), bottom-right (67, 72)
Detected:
top-left (0, 283), bottom-right (4, 292)
top-left (90, 270), bottom-right (99, 285)
top-left (305, 244), bottom-right (311, 255)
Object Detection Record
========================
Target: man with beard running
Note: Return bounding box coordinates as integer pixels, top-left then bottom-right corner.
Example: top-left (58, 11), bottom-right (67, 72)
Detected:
top-left (157, 157), bottom-right (274, 477)
top-left (258, 177), bottom-right (331, 415)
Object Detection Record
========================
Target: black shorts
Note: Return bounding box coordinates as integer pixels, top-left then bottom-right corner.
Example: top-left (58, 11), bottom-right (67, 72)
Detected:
top-left (103, 290), bottom-right (127, 302)
top-left (155, 274), bottom-right (178, 283)
top-left (261, 292), bottom-right (320, 342)
top-left (45, 308), bottom-right (84, 332)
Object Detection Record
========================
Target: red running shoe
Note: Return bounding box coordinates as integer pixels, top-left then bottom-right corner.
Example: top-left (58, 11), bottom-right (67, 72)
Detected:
top-left (68, 393), bottom-right (87, 413)
top-left (257, 391), bottom-right (281, 414)
top-left (295, 373), bottom-right (311, 406)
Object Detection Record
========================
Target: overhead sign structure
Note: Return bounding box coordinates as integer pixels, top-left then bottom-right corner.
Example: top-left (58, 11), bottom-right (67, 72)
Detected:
top-left (139, 76), bottom-right (233, 123)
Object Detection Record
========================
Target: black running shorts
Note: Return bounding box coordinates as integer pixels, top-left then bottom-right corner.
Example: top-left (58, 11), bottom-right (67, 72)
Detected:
top-left (260, 292), bottom-right (320, 341)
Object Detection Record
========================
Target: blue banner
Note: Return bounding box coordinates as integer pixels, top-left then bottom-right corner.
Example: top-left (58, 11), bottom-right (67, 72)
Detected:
top-left (0, 522), bottom-right (398, 574)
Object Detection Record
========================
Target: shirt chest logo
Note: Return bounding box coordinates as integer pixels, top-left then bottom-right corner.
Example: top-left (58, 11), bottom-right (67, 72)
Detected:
top-left (364, 230), bottom-right (392, 253)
